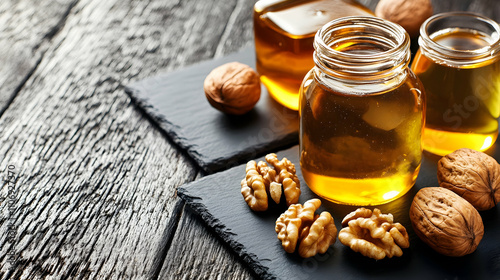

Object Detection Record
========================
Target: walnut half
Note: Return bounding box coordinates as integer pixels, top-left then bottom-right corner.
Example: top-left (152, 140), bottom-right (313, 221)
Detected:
top-left (265, 153), bottom-right (301, 206)
top-left (338, 208), bottom-right (409, 260)
top-left (241, 154), bottom-right (301, 211)
top-left (275, 199), bottom-right (337, 258)
top-left (240, 160), bottom-right (268, 211)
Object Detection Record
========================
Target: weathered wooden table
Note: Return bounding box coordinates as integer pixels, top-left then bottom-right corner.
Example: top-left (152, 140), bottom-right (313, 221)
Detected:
top-left (1, 0), bottom-right (498, 279)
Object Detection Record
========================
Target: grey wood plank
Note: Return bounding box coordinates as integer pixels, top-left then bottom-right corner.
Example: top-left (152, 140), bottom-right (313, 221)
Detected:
top-left (0, 0), bottom-right (77, 116)
top-left (159, 204), bottom-right (255, 280)
top-left (0, 0), bottom-right (497, 280)
top-left (157, 0), bottom-right (258, 278)
top-left (149, 199), bottom-right (186, 280)
top-left (0, 0), bottom-right (231, 278)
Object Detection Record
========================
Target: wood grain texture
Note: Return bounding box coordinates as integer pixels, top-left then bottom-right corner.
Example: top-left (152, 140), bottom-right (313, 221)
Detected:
top-left (0, 0), bottom-right (77, 116)
top-left (1, 0), bottom-right (499, 279)
top-left (157, 0), bottom-right (257, 279)
top-left (159, 205), bottom-right (255, 280)
top-left (0, 0), bottom-right (215, 278)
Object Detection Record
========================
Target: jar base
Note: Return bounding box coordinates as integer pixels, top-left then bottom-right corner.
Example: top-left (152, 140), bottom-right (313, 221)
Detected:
top-left (423, 127), bottom-right (498, 156)
top-left (302, 167), bottom-right (418, 206)
top-left (260, 75), bottom-right (300, 111)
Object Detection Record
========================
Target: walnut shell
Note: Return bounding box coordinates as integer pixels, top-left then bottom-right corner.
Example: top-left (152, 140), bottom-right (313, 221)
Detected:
top-left (437, 148), bottom-right (500, 211)
top-left (409, 187), bottom-right (484, 257)
top-left (375, 0), bottom-right (433, 38)
top-left (204, 62), bottom-right (261, 115)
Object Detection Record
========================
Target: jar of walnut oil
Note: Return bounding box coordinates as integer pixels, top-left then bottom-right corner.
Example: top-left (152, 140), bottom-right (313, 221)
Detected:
top-left (411, 12), bottom-right (500, 156)
top-left (253, 0), bottom-right (373, 111)
top-left (299, 17), bottom-right (426, 205)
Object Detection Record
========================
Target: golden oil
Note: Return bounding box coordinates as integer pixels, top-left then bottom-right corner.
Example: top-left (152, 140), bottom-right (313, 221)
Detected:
top-left (411, 13), bottom-right (500, 156)
top-left (253, 0), bottom-right (373, 110)
top-left (299, 17), bottom-right (425, 205)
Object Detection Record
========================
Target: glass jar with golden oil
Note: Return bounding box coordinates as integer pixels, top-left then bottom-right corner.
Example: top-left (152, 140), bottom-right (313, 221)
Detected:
top-left (411, 12), bottom-right (500, 156)
top-left (299, 17), bottom-right (426, 205)
top-left (253, 0), bottom-right (373, 111)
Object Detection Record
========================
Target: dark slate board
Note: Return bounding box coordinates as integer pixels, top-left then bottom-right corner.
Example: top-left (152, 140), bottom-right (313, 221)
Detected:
top-left (125, 47), bottom-right (299, 174)
top-left (178, 145), bottom-right (500, 280)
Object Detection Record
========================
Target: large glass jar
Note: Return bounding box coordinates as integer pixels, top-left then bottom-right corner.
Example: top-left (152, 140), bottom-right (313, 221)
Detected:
top-left (411, 12), bottom-right (500, 156)
top-left (299, 16), bottom-right (426, 205)
top-left (253, 0), bottom-right (373, 111)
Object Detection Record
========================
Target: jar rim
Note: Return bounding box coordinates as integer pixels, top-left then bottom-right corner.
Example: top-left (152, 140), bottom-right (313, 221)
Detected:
top-left (315, 16), bottom-right (410, 62)
top-left (313, 16), bottom-right (411, 83)
top-left (419, 12), bottom-right (500, 65)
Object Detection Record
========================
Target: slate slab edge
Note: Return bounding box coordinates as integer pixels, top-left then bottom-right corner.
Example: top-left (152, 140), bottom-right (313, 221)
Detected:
top-left (178, 176), bottom-right (275, 280)
top-left (124, 84), bottom-right (200, 162)
top-left (124, 47), bottom-right (299, 174)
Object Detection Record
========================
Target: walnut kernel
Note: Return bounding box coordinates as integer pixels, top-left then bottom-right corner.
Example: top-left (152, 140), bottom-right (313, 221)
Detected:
top-left (438, 148), bottom-right (500, 211)
top-left (275, 199), bottom-right (337, 258)
top-left (241, 160), bottom-right (268, 211)
top-left (241, 154), bottom-right (301, 211)
top-left (375, 0), bottom-right (433, 38)
top-left (338, 208), bottom-right (409, 260)
top-left (204, 62), bottom-right (261, 115)
top-left (409, 187), bottom-right (484, 257)
top-left (265, 153), bottom-right (301, 206)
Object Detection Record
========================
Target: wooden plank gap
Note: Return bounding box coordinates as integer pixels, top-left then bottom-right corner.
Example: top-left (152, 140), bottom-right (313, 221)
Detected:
top-left (36, 0), bottom-right (81, 48)
top-left (148, 199), bottom-right (185, 280)
top-left (0, 54), bottom-right (43, 119)
top-left (0, 0), bottom-right (80, 119)
top-left (126, 89), bottom-right (205, 176)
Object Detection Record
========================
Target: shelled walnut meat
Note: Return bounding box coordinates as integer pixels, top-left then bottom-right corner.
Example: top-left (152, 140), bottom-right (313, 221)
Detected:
top-left (241, 153), bottom-right (301, 211)
top-left (338, 208), bottom-right (410, 260)
top-left (275, 199), bottom-right (337, 258)
top-left (410, 187), bottom-right (484, 257)
top-left (437, 148), bottom-right (500, 211)
top-left (204, 62), bottom-right (261, 115)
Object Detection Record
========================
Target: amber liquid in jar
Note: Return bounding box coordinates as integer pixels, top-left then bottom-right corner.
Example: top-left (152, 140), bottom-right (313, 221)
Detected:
top-left (412, 30), bottom-right (500, 156)
top-left (253, 0), bottom-right (373, 110)
top-left (301, 76), bottom-right (424, 205)
top-left (300, 17), bottom-right (425, 205)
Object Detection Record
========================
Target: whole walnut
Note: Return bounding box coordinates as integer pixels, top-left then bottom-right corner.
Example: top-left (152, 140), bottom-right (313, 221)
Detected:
top-left (375, 0), bottom-right (433, 38)
top-left (438, 148), bottom-right (500, 211)
top-left (409, 187), bottom-right (484, 257)
top-left (204, 62), bottom-right (261, 115)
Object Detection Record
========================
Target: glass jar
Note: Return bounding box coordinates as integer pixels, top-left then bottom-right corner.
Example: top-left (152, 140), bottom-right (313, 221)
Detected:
top-left (253, 0), bottom-right (373, 111)
top-left (411, 12), bottom-right (500, 156)
top-left (299, 16), bottom-right (426, 205)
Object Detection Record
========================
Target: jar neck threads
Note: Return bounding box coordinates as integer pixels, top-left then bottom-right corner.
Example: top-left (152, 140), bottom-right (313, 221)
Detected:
top-left (313, 16), bottom-right (410, 87)
top-left (418, 12), bottom-right (500, 68)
